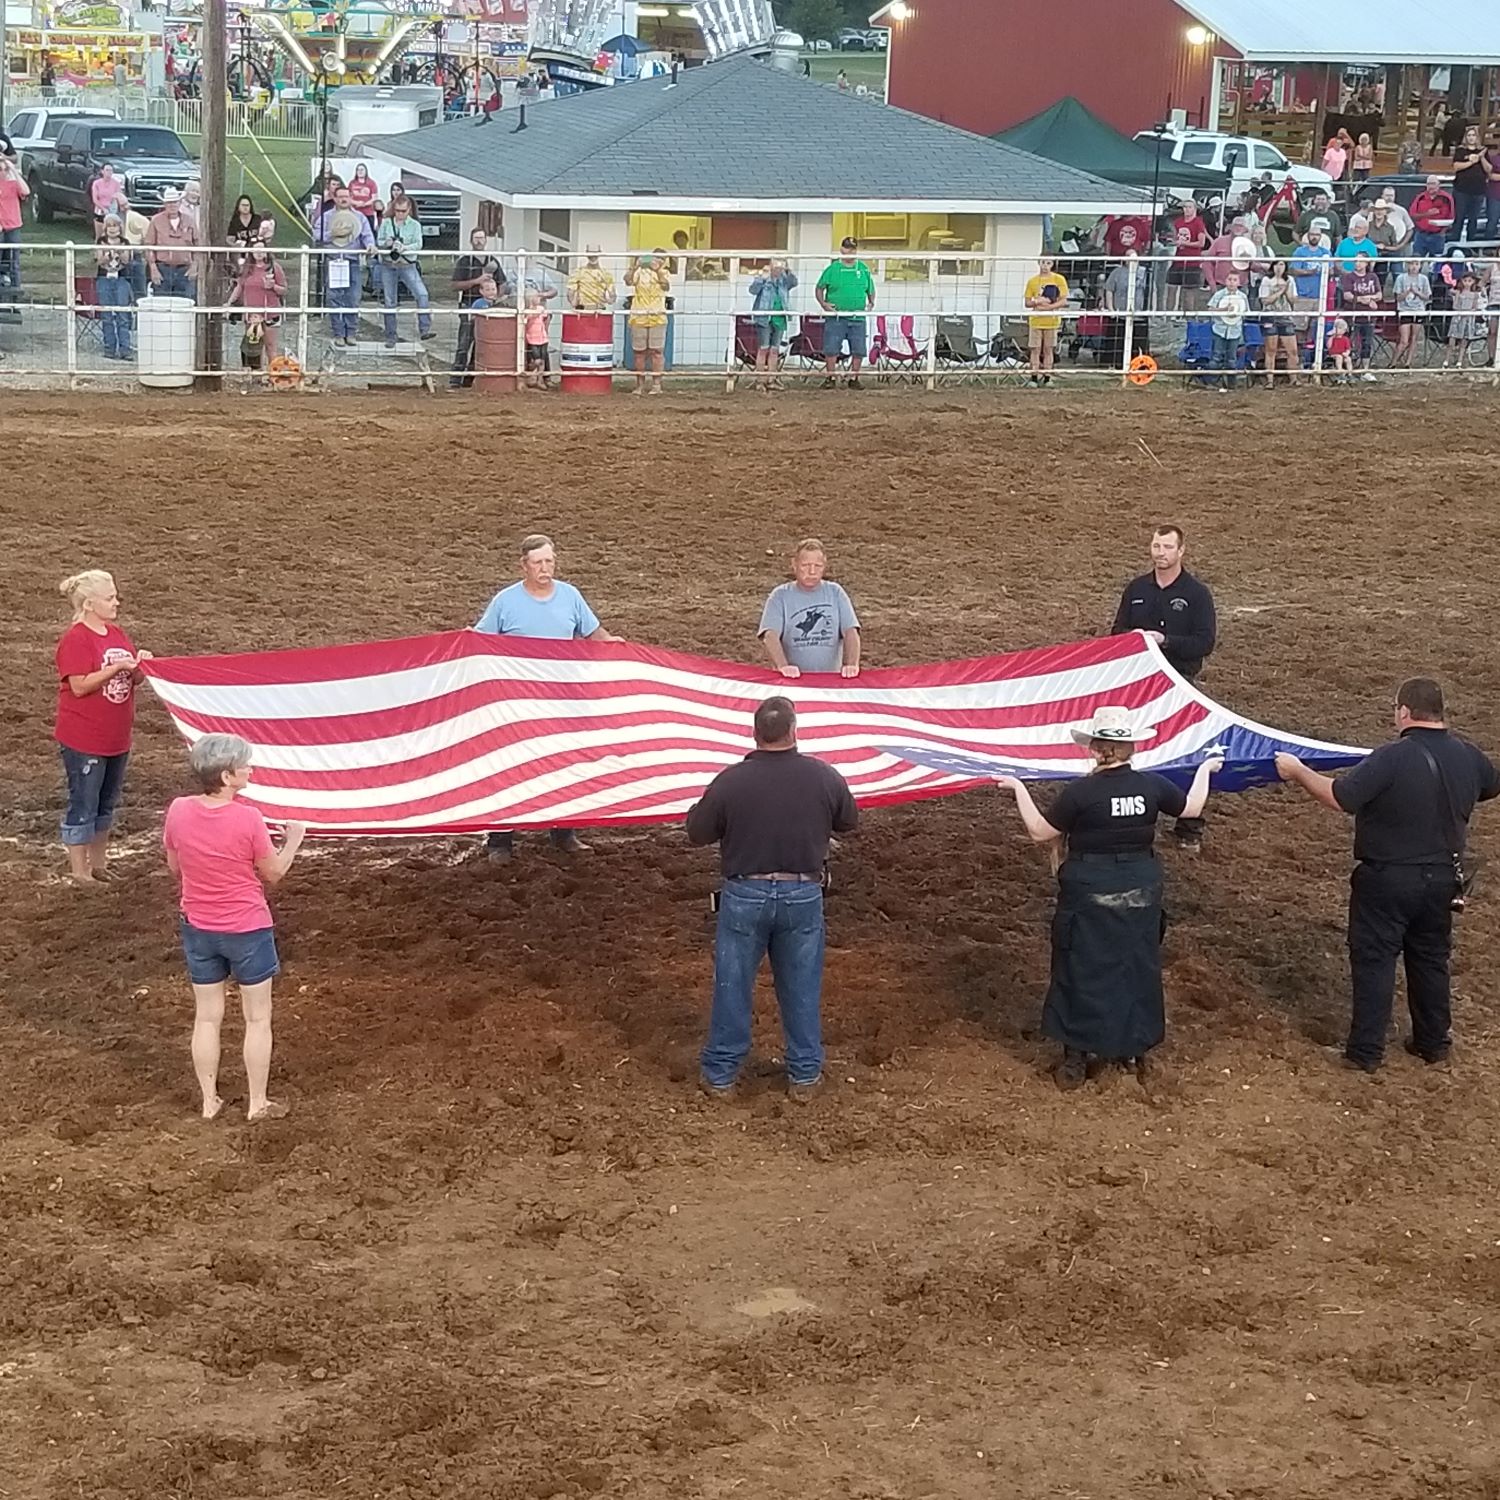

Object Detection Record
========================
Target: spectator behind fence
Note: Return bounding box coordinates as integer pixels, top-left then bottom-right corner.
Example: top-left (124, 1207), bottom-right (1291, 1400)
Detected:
top-left (566, 243), bottom-right (617, 309)
top-left (1204, 271), bottom-right (1248, 391)
top-left (1167, 197), bottom-right (1210, 310)
top-left (523, 290), bottom-right (553, 390)
top-left (625, 250), bottom-right (671, 396)
top-left (314, 185), bottom-right (375, 348)
top-left (450, 228), bottom-right (506, 387)
top-left (54, 570), bottom-right (152, 886)
top-left (1351, 133), bottom-right (1374, 182)
top-left (1484, 134), bottom-right (1500, 240)
top-left (95, 215), bottom-right (136, 361)
top-left (1024, 255), bottom-right (1068, 386)
top-left (375, 198), bottom-right (433, 348)
top-left (749, 256), bottom-right (798, 391)
top-left (163, 734), bottom-right (306, 1124)
top-left (1339, 252), bottom-right (1382, 380)
top-left (89, 163), bottom-right (128, 241)
top-left (1102, 249), bottom-right (1151, 367)
top-left (145, 187), bottom-right (200, 301)
top-left (1290, 223), bottom-right (1332, 331)
top-left (349, 162), bottom-right (379, 227)
top-left (1258, 258), bottom-right (1299, 383)
top-left (229, 245), bottom-right (286, 368)
top-left (0, 153), bottom-right (30, 290)
top-left (1444, 271), bottom-right (1483, 369)
top-left (1375, 188), bottom-right (1414, 252)
top-left (1453, 127), bottom-right (1487, 241)
top-left (1365, 201), bottom-right (1400, 276)
top-left (1411, 175), bottom-right (1456, 258)
top-left (815, 236), bottom-right (875, 390)
top-left (1295, 188), bottom-right (1343, 242)
top-left (1334, 215), bottom-right (1379, 273)
top-left (1394, 258), bottom-right (1431, 368)
top-left (226, 194), bottom-right (267, 251)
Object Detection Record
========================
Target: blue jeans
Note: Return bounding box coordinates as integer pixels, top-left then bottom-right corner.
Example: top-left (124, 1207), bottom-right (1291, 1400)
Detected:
top-left (151, 264), bottom-right (196, 301)
top-left (0, 226), bottom-right (20, 288)
top-left (59, 746), bottom-right (129, 845)
top-left (1487, 198), bottom-right (1500, 239)
top-left (1454, 192), bottom-right (1486, 242)
top-left (1209, 331), bottom-right (1241, 386)
top-left (701, 878), bottom-right (826, 1087)
top-left (822, 315), bottom-right (867, 359)
top-left (1412, 229), bottom-right (1447, 258)
top-left (326, 271), bottom-right (360, 338)
top-left (379, 262), bottom-right (431, 340)
top-left (96, 272), bottom-right (134, 355)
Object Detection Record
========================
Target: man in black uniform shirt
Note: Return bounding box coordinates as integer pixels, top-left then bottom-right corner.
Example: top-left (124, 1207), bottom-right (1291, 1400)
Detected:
top-left (1111, 523), bottom-right (1217, 679)
top-left (1277, 677), bottom-right (1499, 1072)
top-left (686, 696), bottom-right (858, 1102)
top-left (1112, 523), bottom-right (1218, 848)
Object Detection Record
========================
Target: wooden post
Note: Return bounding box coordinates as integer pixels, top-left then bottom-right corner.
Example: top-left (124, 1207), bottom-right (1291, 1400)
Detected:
top-left (197, 0), bottom-right (227, 389)
top-left (1310, 62), bottom-right (1330, 166)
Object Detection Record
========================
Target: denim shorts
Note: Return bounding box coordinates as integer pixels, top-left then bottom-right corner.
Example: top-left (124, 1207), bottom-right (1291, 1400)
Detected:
top-left (753, 317), bottom-right (786, 349)
top-left (822, 315), bottom-right (868, 358)
top-left (180, 917), bottom-right (280, 986)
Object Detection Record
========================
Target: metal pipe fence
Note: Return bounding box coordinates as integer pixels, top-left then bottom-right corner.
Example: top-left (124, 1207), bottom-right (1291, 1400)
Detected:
top-left (1, 246), bottom-right (1497, 390)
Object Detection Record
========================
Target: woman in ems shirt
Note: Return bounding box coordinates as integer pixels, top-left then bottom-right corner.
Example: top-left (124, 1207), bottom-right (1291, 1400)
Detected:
top-left (996, 707), bottom-right (1221, 1090)
top-left (163, 734), bottom-right (306, 1123)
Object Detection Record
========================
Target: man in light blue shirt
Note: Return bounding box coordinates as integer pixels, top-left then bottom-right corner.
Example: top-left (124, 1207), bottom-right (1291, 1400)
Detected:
top-left (758, 539), bottom-right (861, 678)
top-left (474, 533), bottom-right (619, 860)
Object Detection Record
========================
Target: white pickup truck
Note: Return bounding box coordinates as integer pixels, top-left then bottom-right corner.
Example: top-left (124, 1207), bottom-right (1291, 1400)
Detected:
top-left (4, 105), bottom-right (117, 173)
top-left (1134, 129), bottom-right (1335, 200)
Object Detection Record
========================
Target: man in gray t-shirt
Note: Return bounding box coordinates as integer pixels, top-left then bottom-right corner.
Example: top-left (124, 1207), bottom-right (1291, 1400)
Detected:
top-left (758, 538), bottom-right (861, 678)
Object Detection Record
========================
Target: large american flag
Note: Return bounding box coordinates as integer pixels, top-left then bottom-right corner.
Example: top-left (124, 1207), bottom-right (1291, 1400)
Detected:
top-left (139, 631), bottom-right (1364, 836)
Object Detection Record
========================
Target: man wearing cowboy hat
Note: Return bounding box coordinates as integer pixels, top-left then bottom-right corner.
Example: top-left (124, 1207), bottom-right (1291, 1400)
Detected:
top-left (144, 186), bottom-right (201, 302)
top-left (997, 708), bottom-right (1221, 1089)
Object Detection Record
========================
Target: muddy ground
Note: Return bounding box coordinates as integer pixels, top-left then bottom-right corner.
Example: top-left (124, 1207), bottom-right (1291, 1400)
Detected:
top-left (3, 388), bottom-right (1500, 1500)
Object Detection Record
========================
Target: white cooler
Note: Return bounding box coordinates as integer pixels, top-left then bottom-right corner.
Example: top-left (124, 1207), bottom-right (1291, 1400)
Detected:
top-left (136, 294), bottom-right (196, 389)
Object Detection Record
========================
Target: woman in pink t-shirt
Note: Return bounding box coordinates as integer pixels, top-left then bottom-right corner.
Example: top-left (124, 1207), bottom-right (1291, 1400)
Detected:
top-left (90, 165), bottom-right (129, 239)
top-left (163, 734), bottom-right (306, 1122)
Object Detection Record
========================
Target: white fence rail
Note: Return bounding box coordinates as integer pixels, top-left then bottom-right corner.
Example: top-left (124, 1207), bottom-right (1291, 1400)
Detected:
top-left (0, 246), bottom-right (1497, 390)
top-left (145, 96), bottom-right (323, 141)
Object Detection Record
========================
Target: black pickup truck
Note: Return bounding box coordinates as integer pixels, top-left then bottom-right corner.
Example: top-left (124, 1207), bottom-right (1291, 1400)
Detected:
top-left (26, 119), bottom-right (195, 224)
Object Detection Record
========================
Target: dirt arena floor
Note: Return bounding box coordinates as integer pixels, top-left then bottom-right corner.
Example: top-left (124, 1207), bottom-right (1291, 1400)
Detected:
top-left (3, 388), bottom-right (1500, 1500)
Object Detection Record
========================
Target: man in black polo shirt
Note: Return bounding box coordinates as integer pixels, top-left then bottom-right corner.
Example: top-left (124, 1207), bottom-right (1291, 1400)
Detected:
top-left (1111, 523), bottom-right (1217, 849)
top-left (1276, 677), bottom-right (1499, 1072)
top-left (686, 696), bottom-right (858, 1102)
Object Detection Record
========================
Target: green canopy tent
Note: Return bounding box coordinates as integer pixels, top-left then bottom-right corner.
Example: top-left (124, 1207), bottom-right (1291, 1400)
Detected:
top-left (995, 96), bottom-right (1230, 195)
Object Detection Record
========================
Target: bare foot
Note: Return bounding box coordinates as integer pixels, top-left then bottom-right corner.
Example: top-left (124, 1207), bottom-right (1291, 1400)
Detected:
top-left (202, 1096), bottom-right (224, 1121)
top-left (248, 1099), bottom-right (289, 1123)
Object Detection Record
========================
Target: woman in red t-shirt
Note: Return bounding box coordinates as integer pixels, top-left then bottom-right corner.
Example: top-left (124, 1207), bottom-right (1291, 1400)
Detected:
top-left (348, 162), bottom-right (379, 226)
top-left (54, 569), bottom-right (152, 885)
top-left (163, 734), bottom-right (306, 1122)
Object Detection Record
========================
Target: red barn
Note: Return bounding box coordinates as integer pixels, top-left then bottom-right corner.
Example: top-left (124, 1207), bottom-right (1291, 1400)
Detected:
top-left (872, 0), bottom-right (1500, 166)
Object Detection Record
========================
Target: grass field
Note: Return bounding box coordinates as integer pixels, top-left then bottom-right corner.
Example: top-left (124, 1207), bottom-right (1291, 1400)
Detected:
top-left (802, 50), bottom-right (887, 92)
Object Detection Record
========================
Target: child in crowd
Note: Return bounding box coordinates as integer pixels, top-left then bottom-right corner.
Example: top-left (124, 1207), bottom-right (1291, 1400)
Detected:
top-left (1327, 318), bottom-right (1354, 381)
top-left (1444, 270), bottom-right (1483, 369)
top-left (523, 289), bottom-right (552, 390)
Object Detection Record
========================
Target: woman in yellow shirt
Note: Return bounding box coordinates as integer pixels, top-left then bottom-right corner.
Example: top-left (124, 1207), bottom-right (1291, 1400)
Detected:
top-left (625, 250), bottom-right (671, 395)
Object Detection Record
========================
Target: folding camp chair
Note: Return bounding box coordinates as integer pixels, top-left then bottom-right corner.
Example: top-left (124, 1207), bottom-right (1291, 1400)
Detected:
top-left (869, 313), bottom-right (926, 384)
top-left (1177, 317), bottom-right (1214, 370)
top-left (71, 276), bottom-right (106, 354)
top-left (935, 315), bottom-right (985, 384)
top-left (733, 314), bottom-right (760, 371)
top-left (788, 314), bottom-right (836, 372)
top-left (988, 325), bottom-right (1029, 385)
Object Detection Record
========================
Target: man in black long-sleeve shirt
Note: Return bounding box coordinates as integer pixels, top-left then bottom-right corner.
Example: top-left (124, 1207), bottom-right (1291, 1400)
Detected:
top-left (686, 696), bottom-right (857, 1102)
top-left (1111, 523), bottom-right (1218, 850)
top-left (1110, 523), bottom-right (1217, 681)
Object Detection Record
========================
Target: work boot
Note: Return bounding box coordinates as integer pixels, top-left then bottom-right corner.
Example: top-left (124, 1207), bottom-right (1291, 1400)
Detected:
top-left (821, 376), bottom-right (838, 389)
top-left (1404, 1037), bottom-right (1452, 1065)
top-left (698, 1076), bottom-right (735, 1101)
top-left (1054, 1049), bottom-right (1088, 1091)
top-left (549, 829), bottom-right (591, 854)
top-left (485, 831), bottom-right (514, 865)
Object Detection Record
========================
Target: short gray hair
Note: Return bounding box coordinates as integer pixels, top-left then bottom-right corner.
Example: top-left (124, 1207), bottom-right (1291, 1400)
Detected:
top-left (519, 532), bottom-right (554, 558)
top-left (190, 733), bottom-right (252, 794)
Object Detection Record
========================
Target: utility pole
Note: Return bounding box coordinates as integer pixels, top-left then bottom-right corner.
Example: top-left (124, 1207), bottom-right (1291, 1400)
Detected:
top-left (197, 0), bottom-right (228, 386)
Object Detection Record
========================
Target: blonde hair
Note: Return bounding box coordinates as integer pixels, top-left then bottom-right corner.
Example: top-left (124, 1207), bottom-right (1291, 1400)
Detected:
top-left (794, 537), bottom-right (826, 558)
top-left (59, 569), bottom-right (115, 620)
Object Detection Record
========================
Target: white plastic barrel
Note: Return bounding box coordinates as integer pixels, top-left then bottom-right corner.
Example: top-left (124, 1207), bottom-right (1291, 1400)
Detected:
top-left (135, 295), bottom-right (196, 389)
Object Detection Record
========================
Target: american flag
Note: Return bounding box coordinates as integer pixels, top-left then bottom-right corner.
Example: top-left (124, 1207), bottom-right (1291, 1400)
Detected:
top-left (138, 631), bottom-right (1364, 836)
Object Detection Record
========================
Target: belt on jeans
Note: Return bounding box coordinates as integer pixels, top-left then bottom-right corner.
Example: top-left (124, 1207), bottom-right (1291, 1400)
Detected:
top-left (1358, 859), bottom-right (1452, 870)
top-left (1070, 850), bottom-right (1156, 863)
top-left (735, 872), bottom-right (821, 882)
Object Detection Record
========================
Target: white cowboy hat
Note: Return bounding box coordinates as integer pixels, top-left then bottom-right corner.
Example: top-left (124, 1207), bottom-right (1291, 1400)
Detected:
top-left (1070, 706), bottom-right (1155, 748)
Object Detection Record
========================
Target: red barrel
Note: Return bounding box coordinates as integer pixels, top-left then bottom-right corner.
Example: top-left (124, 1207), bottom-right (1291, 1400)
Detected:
top-left (473, 309), bottom-right (518, 394)
top-left (561, 311), bottom-right (615, 394)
